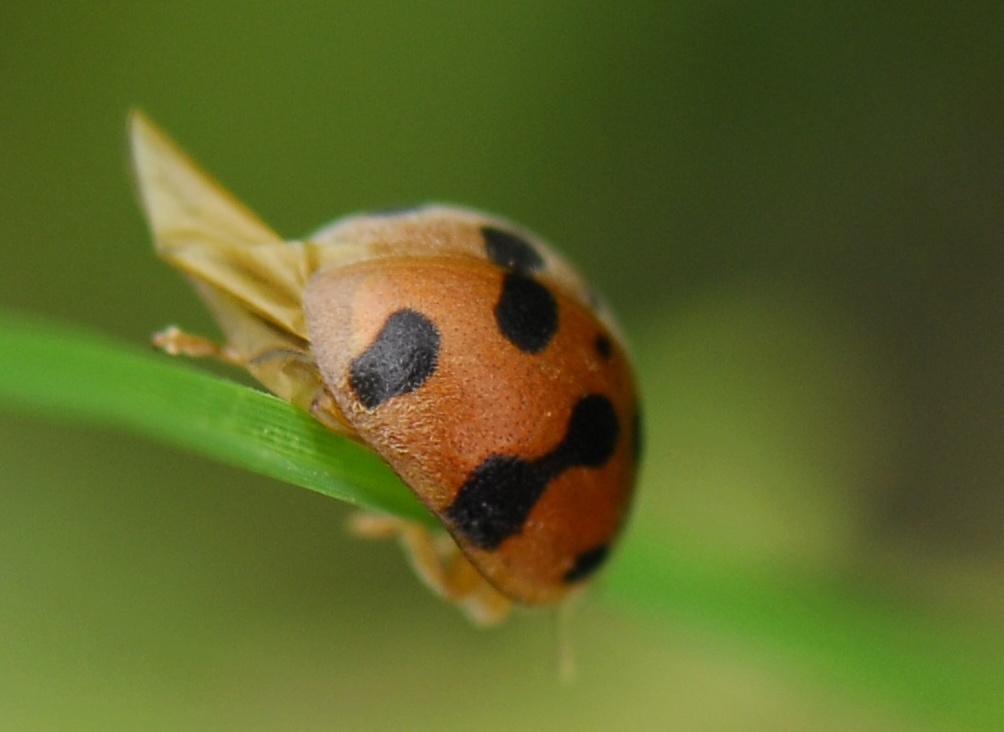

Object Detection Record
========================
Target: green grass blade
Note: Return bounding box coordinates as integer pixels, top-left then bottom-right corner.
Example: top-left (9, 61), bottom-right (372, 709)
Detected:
top-left (0, 309), bottom-right (428, 522)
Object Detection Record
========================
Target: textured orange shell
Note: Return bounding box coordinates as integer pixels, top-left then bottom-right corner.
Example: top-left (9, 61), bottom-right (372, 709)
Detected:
top-left (303, 212), bottom-right (640, 605)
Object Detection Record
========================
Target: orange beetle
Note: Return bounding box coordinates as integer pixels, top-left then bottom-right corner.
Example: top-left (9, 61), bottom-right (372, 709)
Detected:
top-left (130, 111), bottom-right (641, 624)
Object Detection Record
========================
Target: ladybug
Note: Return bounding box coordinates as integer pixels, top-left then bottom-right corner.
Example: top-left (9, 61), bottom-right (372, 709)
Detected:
top-left (129, 111), bottom-right (641, 624)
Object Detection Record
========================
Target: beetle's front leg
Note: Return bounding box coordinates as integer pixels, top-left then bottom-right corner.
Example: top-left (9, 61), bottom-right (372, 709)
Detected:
top-left (153, 325), bottom-right (245, 365)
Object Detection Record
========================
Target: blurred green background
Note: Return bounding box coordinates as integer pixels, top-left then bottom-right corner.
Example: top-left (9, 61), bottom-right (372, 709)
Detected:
top-left (3, 3), bottom-right (1003, 730)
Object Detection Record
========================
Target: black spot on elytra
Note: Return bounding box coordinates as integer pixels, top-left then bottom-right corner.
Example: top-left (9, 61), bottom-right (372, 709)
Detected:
top-left (594, 333), bottom-right (612, 359)
top-left (446, 393), bottom-right (621, 552)
top-left (494, 273), bottom-right (558, 353)
top-left (564, 544), bottom-right (609, 583)
top-left (541, 394), bottom-right (620, 471)
top-left (482, 226), bottom-right (544, 274)
top-left (443, 456), bottom-right (548, 550)
top-left (349, 309), bottom-right (440, 409)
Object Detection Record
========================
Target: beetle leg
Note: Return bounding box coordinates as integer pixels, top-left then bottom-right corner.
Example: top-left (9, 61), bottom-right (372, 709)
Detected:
top-left (153, 325), bottom-right (245, 365)
top-left (349, 512), bottom-right (511, 626)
